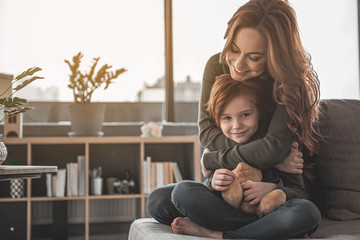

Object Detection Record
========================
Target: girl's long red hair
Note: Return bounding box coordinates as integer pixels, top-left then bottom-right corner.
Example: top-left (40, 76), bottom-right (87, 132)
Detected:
top-left (207, 74), bottom-right (275, 138)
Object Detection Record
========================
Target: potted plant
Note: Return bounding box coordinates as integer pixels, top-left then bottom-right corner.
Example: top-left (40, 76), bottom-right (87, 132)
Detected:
top-left (0, 67), bottom-right (44, 164)
top-left (64, 52), bottom-right (126, 136)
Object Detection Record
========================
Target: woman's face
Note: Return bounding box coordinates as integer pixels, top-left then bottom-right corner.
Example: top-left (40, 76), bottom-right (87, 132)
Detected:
top-left (226, 28), bottom-right (267, 81)
top-left (220, 95), bottom-right (259, 144)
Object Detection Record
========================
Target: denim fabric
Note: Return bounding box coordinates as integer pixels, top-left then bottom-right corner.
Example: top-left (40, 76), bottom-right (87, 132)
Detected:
top-left (223, 198), bottom-right (321, 239)
top-left (147, 183), bottom-right (184, 225)
top-left (147, 180), bottom-right (321, 239)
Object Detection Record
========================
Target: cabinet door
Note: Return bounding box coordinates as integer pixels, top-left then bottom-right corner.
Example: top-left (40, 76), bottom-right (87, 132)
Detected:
top-left (0, 202), bottom-right (27, 240)
top-left (31, 200), bottom-right (86, 240)
top-left (89, 198), bottom-right (140, 239)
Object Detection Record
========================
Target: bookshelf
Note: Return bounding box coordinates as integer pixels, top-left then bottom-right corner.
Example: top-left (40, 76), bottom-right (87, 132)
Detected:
top-left (1, 136), bottom-right (201, 240)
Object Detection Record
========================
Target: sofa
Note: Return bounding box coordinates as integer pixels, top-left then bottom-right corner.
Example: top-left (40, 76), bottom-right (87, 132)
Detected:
top-left (129, 99), bottom-right (360, 239)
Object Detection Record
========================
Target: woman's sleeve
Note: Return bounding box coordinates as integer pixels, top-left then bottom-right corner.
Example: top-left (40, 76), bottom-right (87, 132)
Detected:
top-left (203, 105), bottom-right (294, 170)
top-left (199, 54), bottom-right (294, 171)
top-left (198, 53), bottom-right (237, 150)
top-left (277, 173), bottom-right (308, 199)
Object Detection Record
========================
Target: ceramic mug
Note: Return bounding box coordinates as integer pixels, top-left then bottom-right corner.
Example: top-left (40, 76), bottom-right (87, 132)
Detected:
top-left (91, 177), bottom-right (103, 195)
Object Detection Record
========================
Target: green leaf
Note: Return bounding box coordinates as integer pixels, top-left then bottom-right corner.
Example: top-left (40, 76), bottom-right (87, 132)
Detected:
top-left (15, 67), bottom-right (42, 80)
top-left (13, 76), bottom-right (45, 91)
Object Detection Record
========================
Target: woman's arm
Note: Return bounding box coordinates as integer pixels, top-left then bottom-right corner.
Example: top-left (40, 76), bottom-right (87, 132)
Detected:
top-left (261, 146), bottom-right (308, 200)
top-left (198, 53), bottom-right (236, 150)
top-left (276, 142), bottom-right (304, 174)
top-left (199, 54), bottom-right (294, 171)
top-left (277, 173), bottom-right (308, 199)
top-left (202, 105), bottom-right (294, 170)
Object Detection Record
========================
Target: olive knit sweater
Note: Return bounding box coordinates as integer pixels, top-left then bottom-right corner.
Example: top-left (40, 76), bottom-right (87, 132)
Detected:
top-left (198, 53), bottom-right (294, 171)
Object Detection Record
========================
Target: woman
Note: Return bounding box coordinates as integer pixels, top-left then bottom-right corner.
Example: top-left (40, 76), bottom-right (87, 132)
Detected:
top-left (199, 0), bottom-right (321, 175)
top-left (148, 0), bottom-right (321, 238)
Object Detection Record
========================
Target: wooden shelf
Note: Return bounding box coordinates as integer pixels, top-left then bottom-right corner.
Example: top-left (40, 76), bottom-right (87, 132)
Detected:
top-left (1, 135), bottom-right (201, 240)
top-left (0, 197), bottom-right (27, 202)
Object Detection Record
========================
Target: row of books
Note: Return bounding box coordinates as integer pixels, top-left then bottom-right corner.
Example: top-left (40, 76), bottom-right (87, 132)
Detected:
top-left (46, 155), bottom-right (86, 197)
top-left (143, 156), bottom-right (183, 194)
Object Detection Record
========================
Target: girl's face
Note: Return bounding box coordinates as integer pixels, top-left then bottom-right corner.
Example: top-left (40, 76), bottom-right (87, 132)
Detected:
top-left (226, 28), bottom-right (267, 82)
top-left (220, 95), bottom-right (259, 144)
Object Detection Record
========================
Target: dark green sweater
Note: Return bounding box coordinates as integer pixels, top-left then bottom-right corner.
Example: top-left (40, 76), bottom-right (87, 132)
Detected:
top-left (198, 53), bottom-right (307, 199)
top-left (198, 53), bottom-right (294, 170)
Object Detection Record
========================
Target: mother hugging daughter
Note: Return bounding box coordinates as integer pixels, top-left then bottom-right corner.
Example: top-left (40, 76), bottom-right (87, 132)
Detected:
top-left (147, 0), bottom-right (322, 239)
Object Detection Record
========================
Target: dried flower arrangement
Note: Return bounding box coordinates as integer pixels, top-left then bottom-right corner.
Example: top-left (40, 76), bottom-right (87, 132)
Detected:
top-left (65, 52), bottom-right (127, 103)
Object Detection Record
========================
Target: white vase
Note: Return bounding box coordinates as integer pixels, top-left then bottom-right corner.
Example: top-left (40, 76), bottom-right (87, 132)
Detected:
top-left (0, 134), bottom-right (7, 165)
top-left (68, 103), bottom-right (106, 136)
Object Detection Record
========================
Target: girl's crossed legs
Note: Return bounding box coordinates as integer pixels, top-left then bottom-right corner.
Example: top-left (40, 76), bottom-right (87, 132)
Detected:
top-left (147, 180), bottom-right (321, 239)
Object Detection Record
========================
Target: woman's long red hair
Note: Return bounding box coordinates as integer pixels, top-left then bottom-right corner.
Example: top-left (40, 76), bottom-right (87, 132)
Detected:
top-left (220, 0), bottom-right (321, 155)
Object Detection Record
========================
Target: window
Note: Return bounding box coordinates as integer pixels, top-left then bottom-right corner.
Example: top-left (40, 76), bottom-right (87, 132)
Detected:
top-left (172, 0), bottom-right (245, 102)
top-left (289, 0), bottom-right (359, 99)
top-left (1, 0), bottom-right (359, 103)
top-left (0, 0), bottom-right (164, 102)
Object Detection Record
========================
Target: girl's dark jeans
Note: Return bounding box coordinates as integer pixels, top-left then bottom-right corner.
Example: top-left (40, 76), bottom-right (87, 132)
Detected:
top-left (147, 180), bottom-right (321, 239)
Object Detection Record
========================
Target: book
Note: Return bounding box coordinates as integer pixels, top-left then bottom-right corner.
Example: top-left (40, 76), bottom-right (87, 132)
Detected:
top-left (163, 162), bottom-right (170, 185)
top-left (66, 163), bottom-right (70, 196)
top-left (163, 161), bottom-right (174, 184)
top-left (56, 168), bottom-right (66, 197)
top-left (52, 175), bottom-right (57, 197)
top-left (146, 156), bottom-right (151, 194)
top-left (155, 162), bottom-right (164, 187)
top-left (143, 156), bottom-right (152, 194)
top-left (151, 162), bottom-right (157, 192)
top-left (46, 173), bottom-right (52, 197)
top-left (172, 162), bottom-right (183, 183)
top-left (168, 162), bottom-right (174, 184)
top-left (66, 162), bottom-right (78, 196)
top-left (143, 160), bottom-right (147, 194)
top-left (70, 162), bottom-right (78, 196)
top-left (77, 155), bottom-right (86, 196)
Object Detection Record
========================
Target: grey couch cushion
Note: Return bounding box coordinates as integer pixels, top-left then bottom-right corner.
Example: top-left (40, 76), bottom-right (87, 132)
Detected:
top-left (310, 217), bottom-right (360, 239)
top-left (128, 218), bottom-right (213, 240)
top-left (129, 217), bottom-right (360, 240)
top-left (315, 99), bottom-right (360, 220)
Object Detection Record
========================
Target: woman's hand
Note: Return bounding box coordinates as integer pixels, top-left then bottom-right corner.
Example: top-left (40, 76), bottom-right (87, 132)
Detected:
top-left (275, 142), bottom-right (304, 174)
top-left (211, 168), bottom-right (237, 191)
top-left (241, 181), bottom-right (277, 205)
top-left (201, 148), bottom-right (213, 178)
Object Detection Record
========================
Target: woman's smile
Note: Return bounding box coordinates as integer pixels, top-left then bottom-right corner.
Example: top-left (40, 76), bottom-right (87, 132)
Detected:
top-left (226, 27), bottom-right (267, 82)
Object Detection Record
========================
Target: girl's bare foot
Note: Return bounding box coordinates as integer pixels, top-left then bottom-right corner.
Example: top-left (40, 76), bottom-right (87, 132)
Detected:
top-left (171, 217), bottom-right (222, 239)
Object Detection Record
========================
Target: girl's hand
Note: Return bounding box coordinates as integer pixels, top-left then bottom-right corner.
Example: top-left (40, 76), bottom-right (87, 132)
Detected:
top-left (211, 168), bottom-right (237, 191)
top-left (201, 148), bottom-right (212, 178)
top-left (275, 141), bottom-right (304, 174)
top-left (241, 181), bottom-right (277, 205)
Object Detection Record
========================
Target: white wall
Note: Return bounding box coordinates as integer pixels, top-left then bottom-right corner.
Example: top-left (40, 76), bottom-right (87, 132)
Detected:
top-left (290, 0), bottom-right (359, 99)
